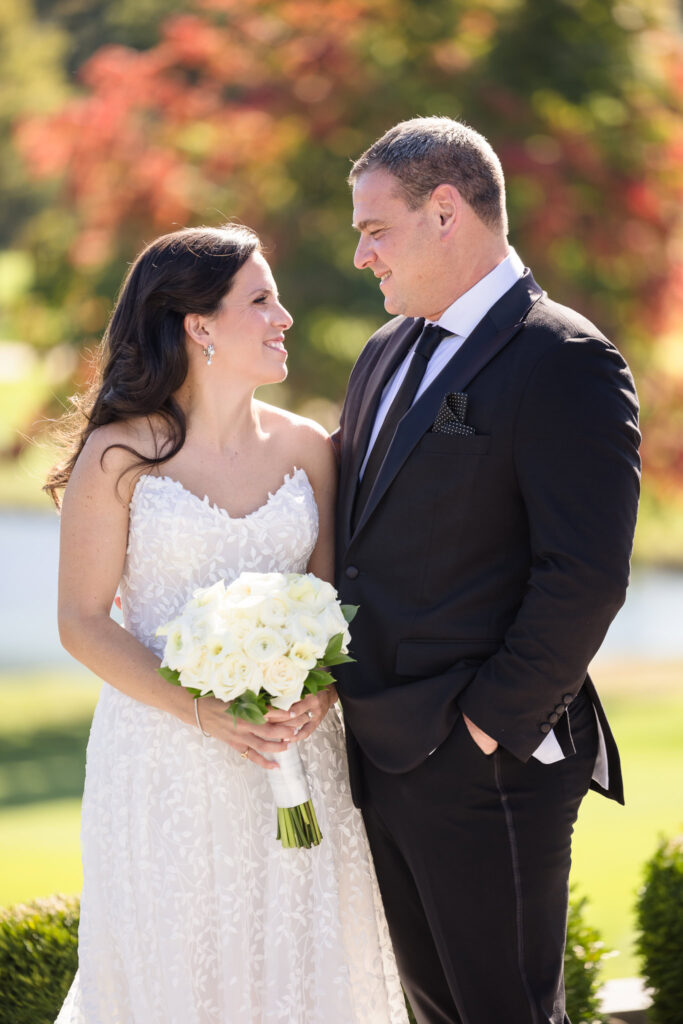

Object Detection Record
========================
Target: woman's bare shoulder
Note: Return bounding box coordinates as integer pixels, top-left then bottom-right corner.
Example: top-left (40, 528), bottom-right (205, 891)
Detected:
top-left (256, 401), bottom-right (336, 484)
top-left (73, 416), bottom-right (171, 500)
top-left (257, 401), bottom-right (329, 444)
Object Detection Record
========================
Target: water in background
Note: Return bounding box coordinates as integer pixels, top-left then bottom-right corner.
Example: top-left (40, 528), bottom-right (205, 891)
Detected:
top-left (1, 511), bottom-right (682, 669)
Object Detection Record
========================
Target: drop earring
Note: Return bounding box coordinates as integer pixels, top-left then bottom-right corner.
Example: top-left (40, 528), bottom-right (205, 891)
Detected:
top-left (202, 343), bottom-right (215, 366)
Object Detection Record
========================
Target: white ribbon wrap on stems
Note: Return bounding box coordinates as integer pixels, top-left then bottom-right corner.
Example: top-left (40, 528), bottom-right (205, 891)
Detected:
top-left (264, 744), bottom-right (311, 808)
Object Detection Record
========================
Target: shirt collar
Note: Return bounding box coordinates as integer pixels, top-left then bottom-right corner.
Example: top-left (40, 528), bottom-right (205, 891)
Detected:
top-left (430, 248), bottom-right (525, 338)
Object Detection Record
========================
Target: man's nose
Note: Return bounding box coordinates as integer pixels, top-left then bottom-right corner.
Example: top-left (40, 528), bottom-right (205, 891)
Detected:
top-left (354, 236), bottom-right (374, 270)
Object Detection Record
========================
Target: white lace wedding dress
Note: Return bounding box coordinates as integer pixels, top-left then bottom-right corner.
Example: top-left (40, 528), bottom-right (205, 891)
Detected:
top-left (56, 468), bottom-right (407, 1024)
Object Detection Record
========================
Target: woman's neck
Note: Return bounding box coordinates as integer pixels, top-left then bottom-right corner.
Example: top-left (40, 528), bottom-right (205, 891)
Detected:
top-left (175, 376), bottom-right (263, 455)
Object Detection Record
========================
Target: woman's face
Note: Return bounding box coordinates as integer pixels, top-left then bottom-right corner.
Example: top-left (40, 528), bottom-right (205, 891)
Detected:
top-left (205, 251), bottom-right (293, 387)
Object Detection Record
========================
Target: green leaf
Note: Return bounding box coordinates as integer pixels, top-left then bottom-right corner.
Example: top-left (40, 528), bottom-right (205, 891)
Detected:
top-left (323, 632), bottom-right (344, 662)
top-left (183, 685), bottom-right (204, 699)
top-left (341, 604), bottom-right (359, 624)
top-left (229, 690), bottom-right (268, 724)
top-left (158, 666), bottom-right (181, 686)
top-left (303, 669), bottom-right (332, 695)
top-left (158, 665), bottom-right (204, 697)
top-left (321, 652), bottom-right (356, 667)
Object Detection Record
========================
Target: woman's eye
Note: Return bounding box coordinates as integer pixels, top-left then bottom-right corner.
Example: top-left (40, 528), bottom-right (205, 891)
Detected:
top-left (253, 295), bottom-right (268, 304)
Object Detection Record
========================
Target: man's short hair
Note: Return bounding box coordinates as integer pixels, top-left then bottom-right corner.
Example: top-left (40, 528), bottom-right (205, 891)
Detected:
top-left (349, 116), bottom-right (508, 234)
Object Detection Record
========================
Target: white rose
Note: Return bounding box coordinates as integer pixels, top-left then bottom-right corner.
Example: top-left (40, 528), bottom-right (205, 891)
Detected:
top-left (190, 579), bottom-right (226, 608)
top-left (308, 578), bottom-right (340, 614)
top-left (227, 572), bottom-right (287, 601)
top-left (263, 656), bottom-right (308, 710)
top-left (288, 640), bottom-right (320, 672)
top-left (319, 606), bottom-right (351, 654)
top-left (258, 594), bottom-right (291, 629)
top-left (242, 627), bottom-right (288, 664)
top-left (285, 575), bottom-right (319, 610)
top-left (201, 628), bottom-right (239, 672)
top-left (179, 667), bottom-right (213, 696)
top-left (228, 608), bottom-right (260, 642)
top-left (227, 592), bottom-right (267, 615)
top-left (210, 653), bottom-right (263, 703)
top-left (288, 613), bottom-right (328, 658)
top-left (157, 616), bottom-right (201, 673)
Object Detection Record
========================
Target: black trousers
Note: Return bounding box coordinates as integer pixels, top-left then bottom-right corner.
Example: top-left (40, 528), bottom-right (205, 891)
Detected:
top-left (358, 688), bottom-right (598, 1024)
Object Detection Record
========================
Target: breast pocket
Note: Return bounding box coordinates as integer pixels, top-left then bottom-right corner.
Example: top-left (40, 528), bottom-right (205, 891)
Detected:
top-left (419, 432), bottom-right (491, 455)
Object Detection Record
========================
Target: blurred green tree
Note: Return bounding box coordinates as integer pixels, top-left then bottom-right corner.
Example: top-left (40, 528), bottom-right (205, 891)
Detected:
top-left (4, 0), bottom-right (683, 495)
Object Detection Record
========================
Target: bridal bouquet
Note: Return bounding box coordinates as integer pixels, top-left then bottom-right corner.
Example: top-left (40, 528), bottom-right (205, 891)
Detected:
top-left (156, 572), bottom-right (356, 849)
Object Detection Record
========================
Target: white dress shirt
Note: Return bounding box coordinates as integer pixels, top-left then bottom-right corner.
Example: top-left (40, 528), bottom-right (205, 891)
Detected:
top-left (358, 248), bottom-right (608, 782)
top-left (360, 249), bottom-right (525, 477)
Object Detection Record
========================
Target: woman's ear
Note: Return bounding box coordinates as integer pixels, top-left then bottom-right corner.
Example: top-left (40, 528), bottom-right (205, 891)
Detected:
top-left (183, 312), bottom-right (211, 348)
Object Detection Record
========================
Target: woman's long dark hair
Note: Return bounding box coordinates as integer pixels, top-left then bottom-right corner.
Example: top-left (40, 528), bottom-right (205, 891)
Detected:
top-left (45, 223), bottom-right (261, 506)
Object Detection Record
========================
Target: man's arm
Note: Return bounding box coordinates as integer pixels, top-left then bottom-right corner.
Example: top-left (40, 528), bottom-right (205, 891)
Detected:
top-left (458, 335), bottom-right (640, 761)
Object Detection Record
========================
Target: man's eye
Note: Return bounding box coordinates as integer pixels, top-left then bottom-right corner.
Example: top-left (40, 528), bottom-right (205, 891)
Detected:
top-left (370, 229), bottom-right (385, 239)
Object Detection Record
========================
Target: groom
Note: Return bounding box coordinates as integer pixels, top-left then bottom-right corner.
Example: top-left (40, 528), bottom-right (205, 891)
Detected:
top-left (333, 117), bottom-right (640, 1023)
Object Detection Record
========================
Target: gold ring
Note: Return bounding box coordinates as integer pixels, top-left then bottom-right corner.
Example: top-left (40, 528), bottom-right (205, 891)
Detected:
top-left (240, 748), bottom-right (249, 759)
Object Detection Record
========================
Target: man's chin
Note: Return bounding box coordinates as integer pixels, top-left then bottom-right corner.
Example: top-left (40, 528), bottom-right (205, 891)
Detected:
top-left (383, 295), bottom-right (404, 316)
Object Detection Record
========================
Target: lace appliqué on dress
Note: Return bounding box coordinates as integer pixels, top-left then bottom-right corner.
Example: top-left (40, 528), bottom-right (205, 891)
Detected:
top-left (56, 469), bottom-right (407, 1024)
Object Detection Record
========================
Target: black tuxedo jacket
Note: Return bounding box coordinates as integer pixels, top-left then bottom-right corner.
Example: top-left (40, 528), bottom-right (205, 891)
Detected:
top-left (334, 270), bottom-right (640, 805)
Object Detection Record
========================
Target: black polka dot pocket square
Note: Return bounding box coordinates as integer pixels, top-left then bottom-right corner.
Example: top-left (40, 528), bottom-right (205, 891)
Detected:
top-left (431, 392), bottom-right (476, 436)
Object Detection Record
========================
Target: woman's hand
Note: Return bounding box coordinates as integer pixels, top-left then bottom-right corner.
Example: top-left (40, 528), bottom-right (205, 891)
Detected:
top-left (197, 696), bottom-right (300, 770)
top-left (266, 685), bottom-right (338, 742)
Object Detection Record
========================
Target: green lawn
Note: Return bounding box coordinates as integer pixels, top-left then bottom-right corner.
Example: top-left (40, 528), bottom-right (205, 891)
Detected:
top-left (0, 662), bottom-right (681, 983)
top-left (0, 671), bottom-right (99, 905)
top-left (571, 660), bottom-right (683, 979)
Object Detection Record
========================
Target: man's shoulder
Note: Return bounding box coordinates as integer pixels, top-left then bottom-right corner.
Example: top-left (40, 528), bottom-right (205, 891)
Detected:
top-left (525, 292), bottom-right (610, 347)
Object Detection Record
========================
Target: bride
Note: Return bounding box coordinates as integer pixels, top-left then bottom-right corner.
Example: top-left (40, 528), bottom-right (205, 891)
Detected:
top-left (49, 224), bottom-right (407, 1024)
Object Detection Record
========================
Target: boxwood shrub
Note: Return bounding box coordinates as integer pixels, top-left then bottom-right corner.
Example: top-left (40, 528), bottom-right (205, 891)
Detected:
top-left (636, 833), bottom-right (683, 1023)
top-left (0, 895), bottom-right (79, 1024)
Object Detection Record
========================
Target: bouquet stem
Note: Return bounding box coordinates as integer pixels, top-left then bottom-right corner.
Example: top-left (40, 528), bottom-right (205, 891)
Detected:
top-left (276, 801), bottom-right (322, 849)
top-left (266, 745), bottom-right (322, 849)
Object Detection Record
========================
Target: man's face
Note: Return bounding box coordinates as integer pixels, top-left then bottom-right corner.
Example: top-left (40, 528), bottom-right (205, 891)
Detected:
top-left (352, 168), bottom-right (443, 319)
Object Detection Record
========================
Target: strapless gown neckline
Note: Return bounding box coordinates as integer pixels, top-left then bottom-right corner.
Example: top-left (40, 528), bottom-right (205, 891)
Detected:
top-left (132, 466), bottom-right (308, 522)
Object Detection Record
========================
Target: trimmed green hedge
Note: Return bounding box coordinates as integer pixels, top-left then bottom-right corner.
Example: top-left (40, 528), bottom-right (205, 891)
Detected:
top-left (565, 894), bottom-right (609, 1024)
top-left (0, 895), bottom-right (79, 1024)
top-left (636, 833), bottom-right (683, 1024)
top-left (1, 893), bottom-right (607, 1023)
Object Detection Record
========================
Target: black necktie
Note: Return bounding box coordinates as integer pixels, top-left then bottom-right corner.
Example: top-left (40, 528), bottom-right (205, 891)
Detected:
top-left (353, 320), bottom-right (449, 526)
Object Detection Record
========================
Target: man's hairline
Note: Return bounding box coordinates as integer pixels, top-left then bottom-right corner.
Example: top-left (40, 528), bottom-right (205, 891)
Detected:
top-left (350, 167), bottom-right (437, 227)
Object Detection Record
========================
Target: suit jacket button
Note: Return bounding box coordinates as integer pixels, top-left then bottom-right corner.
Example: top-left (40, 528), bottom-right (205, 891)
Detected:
top-left (562, 694), bottom-right (573, 705)
top-left (540, 723), bottom-right (552, 734)
top-left (554, 704), bottom-right (566, 715)
top-left (345, 565), bottom-right (359, 579)
top-left (548, 711), bottom-right (560, 724)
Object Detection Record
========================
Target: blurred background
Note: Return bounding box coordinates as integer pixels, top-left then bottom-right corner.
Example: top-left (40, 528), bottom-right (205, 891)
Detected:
top-left (1, 0), bottom-right (681, 985)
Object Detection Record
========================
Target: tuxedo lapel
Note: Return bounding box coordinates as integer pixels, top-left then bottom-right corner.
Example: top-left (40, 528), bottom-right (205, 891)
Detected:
top-left (352, 271), bottom-right (544, 538)
top-left (339, 317), bottom-right (423, 542)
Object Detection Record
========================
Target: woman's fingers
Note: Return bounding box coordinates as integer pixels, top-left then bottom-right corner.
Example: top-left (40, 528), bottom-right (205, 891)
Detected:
top-left (287, 689), bottom-right (337, 740)
top-left (264, 707), bottom-right (297, 723)
top-left (243, 749), bottom-right (277, 770)
top-left (245, 734), bottom-right (290, 757)
top-left (246, 719), bottom-right (298, 742)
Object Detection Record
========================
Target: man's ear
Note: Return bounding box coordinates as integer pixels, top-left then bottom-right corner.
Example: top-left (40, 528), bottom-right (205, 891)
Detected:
top-left (430, 183), bottom-right (461, 236)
